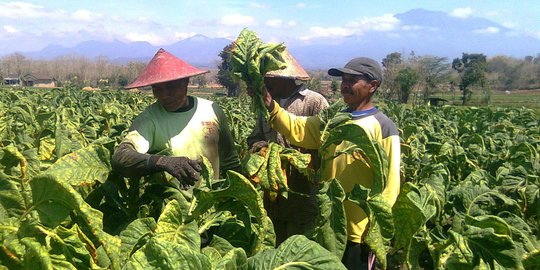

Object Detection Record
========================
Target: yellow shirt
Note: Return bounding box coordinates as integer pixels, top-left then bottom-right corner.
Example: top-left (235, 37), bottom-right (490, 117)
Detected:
top-left (268, 101), bottom-right (401, 243)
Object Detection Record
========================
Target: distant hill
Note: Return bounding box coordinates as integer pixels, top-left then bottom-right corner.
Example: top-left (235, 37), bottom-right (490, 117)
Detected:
top-left (15, 9), bottom-right (540, 69)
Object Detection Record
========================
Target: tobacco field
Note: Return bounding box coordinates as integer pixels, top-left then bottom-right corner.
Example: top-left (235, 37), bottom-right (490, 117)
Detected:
top-left (0, 86), bottom-right (539, 269)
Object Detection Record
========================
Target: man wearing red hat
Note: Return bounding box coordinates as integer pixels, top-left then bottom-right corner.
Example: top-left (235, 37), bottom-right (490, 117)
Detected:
top-left (247, 49), bottom-right (329, 245)
top-left (113, 48), bottom-right (240, 189)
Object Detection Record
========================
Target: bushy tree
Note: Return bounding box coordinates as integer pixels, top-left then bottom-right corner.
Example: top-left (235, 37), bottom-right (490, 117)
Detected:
top-left (395, 67), bottom-right (418, 104)
top-left (381, 52), bottom-right (403, 99)
top-left (192, 74), bottom-right (208, 88)
top-left (217, 43), bottom-right (241, 96)
top-left (452, 53), bottom-right (487, 105)
top-left (419, 56), bottom-right (449, 97)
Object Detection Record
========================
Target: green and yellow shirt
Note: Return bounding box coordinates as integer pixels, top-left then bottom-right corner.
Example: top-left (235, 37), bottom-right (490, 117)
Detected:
top-left (122, 96), bottom-right (240, 180)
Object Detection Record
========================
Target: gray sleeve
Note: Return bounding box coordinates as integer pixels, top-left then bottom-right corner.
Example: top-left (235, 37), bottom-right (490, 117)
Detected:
top-left (112, 143), bottom-right (160, 178)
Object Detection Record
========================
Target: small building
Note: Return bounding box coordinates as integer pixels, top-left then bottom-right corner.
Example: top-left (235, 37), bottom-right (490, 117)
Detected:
top-left (3, 74), bottom-right (21, 86)
top-left (425, 97), bottom-right (449, 106)
top-left (21, 74), bottom-right (57, 88)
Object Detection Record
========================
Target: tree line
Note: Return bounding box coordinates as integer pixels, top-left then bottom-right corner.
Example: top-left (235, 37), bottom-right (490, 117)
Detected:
top-left (2, 47), bottom-right (539, 105)
top-left (217, 45), bottom-right (540, 105)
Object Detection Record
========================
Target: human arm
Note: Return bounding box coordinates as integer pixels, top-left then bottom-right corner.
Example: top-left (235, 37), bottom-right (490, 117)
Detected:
top-left (253, 87), bottom-right (322, 150)
top-left (380, 134), bottom-right (401, 206)
top-left (112, 142), bottom-right (202, 189)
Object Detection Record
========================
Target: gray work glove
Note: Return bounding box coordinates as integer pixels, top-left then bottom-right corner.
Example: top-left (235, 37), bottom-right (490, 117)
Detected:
top-left (155, 156), bottom-right (202, 189)
top-left (250, 141), bottom-right (269, 153)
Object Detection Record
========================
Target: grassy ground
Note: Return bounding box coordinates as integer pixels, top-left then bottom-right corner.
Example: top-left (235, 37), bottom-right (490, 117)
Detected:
top-left (426, 89), bottom-right (540, 114)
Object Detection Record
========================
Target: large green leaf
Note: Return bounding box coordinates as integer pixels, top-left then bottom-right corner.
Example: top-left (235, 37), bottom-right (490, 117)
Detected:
top-left (231, 28), bottom-right (286, 120)
top-left (49, 225), bottom-right (102, 270)
top-left (30, 174), bottom-right (121, 269)
top-left (393, 183), bottom-right (437, 250)
top-left (155, 199), bottom-right (200, 250)
top-left (308, 179), bottom-right (347, 259)
top-left (123, 238), bottom-right (211, 270)
top-left (191, 171), bottom-right (269, 254)
top-left (321, 123), bottom-right (388, 194)
top-left (449, 181), bottom-right (520, 216)
top-left (119, 218), bottom-right (157, 263)
top-left (0, 173), bottom-right (25, 218)
top-left (460, 225), bottom-right (521, 269)
top-left (21, 237), bottom-right (78, 270)
top-left (246, 235), bottom-right (346, 270)
top-left (207, 235), bottom-right (236, 256)
top-left (45, 144), bottom-right (111, 186)
top-left (348, 184), bottom-right (394, 269)
top-left (30, 174), bottom-right (80, 227)
top-left (214, 248), bottom-right (248, 270)
top-left (523, 250), bottom-right (540, 269)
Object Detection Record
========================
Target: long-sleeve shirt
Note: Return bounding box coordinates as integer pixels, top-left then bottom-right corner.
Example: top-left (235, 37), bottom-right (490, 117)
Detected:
top-left (268, 101), bottom-right (401, 243)
top-left (112, 96), bottom-right (240, 181)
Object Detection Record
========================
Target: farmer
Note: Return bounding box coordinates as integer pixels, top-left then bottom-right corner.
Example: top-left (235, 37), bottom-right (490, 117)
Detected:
top-left (256, 57), bottom-right (401, 269)
top-left (113, 48), bottom-right (240, 189)
top-left (247, 49), bottom-right (329, 245)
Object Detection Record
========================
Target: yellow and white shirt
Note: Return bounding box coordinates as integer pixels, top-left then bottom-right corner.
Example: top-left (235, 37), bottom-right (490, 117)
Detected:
top-left (268, 101), bottom-right (401, 243)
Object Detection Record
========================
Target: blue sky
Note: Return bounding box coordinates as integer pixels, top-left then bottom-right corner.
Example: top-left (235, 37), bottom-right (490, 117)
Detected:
top-left (1, 0), bottom-right (539, 54)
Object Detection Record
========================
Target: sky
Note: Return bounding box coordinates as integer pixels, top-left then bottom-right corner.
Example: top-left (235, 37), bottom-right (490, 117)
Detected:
top-left (1, 0), bottom-right (539, 54)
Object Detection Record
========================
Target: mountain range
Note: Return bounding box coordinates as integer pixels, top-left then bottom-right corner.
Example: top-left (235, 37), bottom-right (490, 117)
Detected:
top-left (15, 9), bottom-right (540, 69)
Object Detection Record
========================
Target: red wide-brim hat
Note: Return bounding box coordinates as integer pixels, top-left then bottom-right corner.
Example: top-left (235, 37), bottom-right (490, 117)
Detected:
top-left (125, 48), bottom-right (209, 89)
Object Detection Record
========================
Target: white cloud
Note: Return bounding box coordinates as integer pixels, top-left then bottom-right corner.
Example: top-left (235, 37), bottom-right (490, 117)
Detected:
top-left (402, 25), bottom-right (438, 31)
top-left (219, 14), bottom-right (256, 26)
top-left (3, 25), bottom-right (18, 33)
top-left (300, 14), bottom-right (399, 40)
top-left (124, 32), bottom-right (167, 45)
top-left (266, 19), bottom-right (283, 28)
top-left (174, 31), bottom-right (197, 40)
top-left (136, 17), bottom-right (150, 23)
top-left (473, 27), bottom-right (500, 34)
top-left (0, 1), bottom-right (65, 19)
top-left (300, 26), bottom-right (354, 40)
top-left (347, 14), bottom-right (400, 32)
top-left (215, 30), bottom-right (232, 39)
top-left (502, 22), bottom-right (516, 29)
top-left (450, 7), bottom-right (474, 18)
top-left (296, 3), bottom-right (307, 8)
top-left (288, 20), bottom-right (297, 27)
top-left (72, 9), bottom-right (103, 21)
top-left (249, 2), bottom-right (268, 9)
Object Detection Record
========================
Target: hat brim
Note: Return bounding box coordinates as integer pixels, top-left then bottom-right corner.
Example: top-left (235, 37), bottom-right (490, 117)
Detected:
top-left (328, 67), bottom-right (365, 77)
top-left (125, 70), bottom-right (209, 89)
top-left (264, 74), bottom-right (310, 81)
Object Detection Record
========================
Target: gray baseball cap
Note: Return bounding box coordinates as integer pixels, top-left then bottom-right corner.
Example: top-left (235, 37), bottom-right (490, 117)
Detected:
top-left (328, 57), bottom-right (383, 83)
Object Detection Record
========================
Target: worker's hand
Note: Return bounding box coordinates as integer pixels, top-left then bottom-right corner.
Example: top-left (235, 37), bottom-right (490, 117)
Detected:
top-left (155, 156), bottom-right (202, 189)
top-left (250, 141), bottom-right (269, 153)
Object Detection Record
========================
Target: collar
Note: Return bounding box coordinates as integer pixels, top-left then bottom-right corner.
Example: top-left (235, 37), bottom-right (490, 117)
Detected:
top-left (286, 84), bottom-right (307, 99)
top-left (345, 107), bottom-right (378, 119)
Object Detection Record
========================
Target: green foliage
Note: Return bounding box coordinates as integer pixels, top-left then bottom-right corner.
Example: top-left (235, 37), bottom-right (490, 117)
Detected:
top-left (1, 86), bottom-right (538, 270)
top-left (396, 66), bottom-right (418, 103)
top-left (217, 43), bottom-right (242, 97)
top-left (452, 53), bottom-right (488, 105)
top-left (243, 142), bottom-right (313, 201)
top-left (230, 28), bottom-right (286, 120)
top-left (247, 235), bottom-right (346, 270)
